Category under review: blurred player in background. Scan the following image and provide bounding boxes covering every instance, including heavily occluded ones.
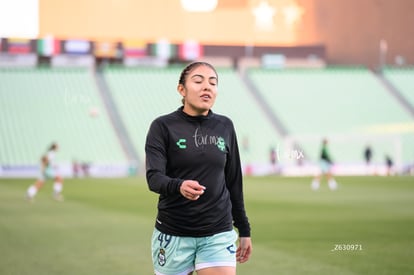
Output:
[26,143,64,202]
[311,138,338,191]
[385,154,394,176]
[270,146,278,174]
[364,145,374,175]
[145,62,252,275]
[364,145,373,166]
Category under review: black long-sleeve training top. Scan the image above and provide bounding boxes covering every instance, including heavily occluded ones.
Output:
[145,107,251,237]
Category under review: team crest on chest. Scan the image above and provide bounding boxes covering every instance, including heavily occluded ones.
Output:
[216,137,226,152]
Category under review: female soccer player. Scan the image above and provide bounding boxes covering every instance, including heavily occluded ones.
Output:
[145,62,252,275]
[26,142,64,201]
[311,138,338,191]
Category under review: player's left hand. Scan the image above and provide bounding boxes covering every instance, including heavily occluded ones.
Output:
[237,237,252,263]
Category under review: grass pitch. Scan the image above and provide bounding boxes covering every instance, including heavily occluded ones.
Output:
[0,176,413,275]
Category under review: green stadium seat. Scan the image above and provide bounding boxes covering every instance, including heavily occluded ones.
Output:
[103,66,283,167]
[248,67,414,165]
[0,67,127,166]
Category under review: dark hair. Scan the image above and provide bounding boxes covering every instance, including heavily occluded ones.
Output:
[178,61,218,86]
[49,142,58,151]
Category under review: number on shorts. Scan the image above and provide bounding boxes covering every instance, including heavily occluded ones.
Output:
[157,233,172,249]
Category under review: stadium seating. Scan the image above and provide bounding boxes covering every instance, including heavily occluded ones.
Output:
[210,68,283,165]
[1,65,413,174]
[102,66,182,165]
[0,67,126,166]
[247,67,414,165]
[383,67,414,107]
[103,66,282,166]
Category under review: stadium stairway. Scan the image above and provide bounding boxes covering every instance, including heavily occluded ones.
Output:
[382,67,414,115]
[240,71,289,137]
[375,71,414,118]
[94,66,139,165]
[240,70,308,164]
[212,68,285,172]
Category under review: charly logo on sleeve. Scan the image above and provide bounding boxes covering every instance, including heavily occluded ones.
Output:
[176,139,187,149]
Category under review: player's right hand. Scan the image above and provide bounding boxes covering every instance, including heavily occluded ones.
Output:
[180,180,206,200]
